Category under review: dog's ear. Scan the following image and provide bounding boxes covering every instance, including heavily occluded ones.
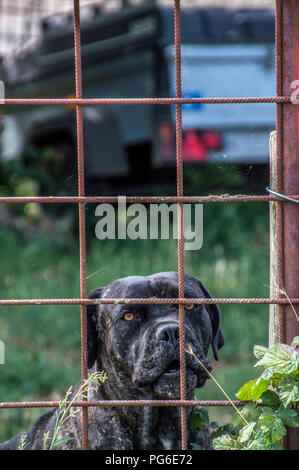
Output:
[87,287,104,369]
[195,278,224,361]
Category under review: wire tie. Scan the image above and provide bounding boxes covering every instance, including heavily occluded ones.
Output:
[266,187,299,203]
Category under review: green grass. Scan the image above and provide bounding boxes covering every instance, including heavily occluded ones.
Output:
[0,201,270,441]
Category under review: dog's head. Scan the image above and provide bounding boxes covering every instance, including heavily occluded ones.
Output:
[87,271,224,399]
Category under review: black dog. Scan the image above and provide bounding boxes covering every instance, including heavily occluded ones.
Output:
[0,272,224,450]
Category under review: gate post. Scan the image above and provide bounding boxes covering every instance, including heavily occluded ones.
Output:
[276,0,299,450]
[269,131,279,347]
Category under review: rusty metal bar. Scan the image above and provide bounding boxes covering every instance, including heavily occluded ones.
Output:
[0,195,298,204]
[0,97,292,106]
[1,195,299,204]
[73,0,88,451]
[278,0,299,450]
[0,400,265,409]
[275,0,285,348]
[279,0,299,347]
[174,0,187,451]
[0,297,298,306]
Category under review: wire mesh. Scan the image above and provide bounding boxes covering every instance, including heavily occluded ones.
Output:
[0,0,298,451]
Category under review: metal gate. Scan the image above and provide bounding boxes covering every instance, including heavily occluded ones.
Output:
[0,0,298,450]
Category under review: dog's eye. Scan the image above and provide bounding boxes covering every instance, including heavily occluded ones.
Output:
[185,303,195,311]
[123,313,134,321]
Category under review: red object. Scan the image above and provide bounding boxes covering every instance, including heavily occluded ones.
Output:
[182,130,207,161]
[202,131,222,150]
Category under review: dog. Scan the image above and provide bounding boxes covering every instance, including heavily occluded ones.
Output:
[0,271,224,450]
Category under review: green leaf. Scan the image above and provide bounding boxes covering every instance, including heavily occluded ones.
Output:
[245,431,283,451]
[236,379,258,401]
[233,403,261,428]
[253,345,269,360]
[254,343,299,375]
[244,430,268,450]
[253,377,270,401]
[270,373,284,389]
[53,436,74,447]
[260,390,280,409]
[265,441,283,450]
[236,377,269,402]
[239,422,256,443]
[278,375,299,408]
[277,406,299,427]
[213,434,243,451]
[191,407,210,430]
[244,439,266,450]
[293,337,299,345]
[258,409,286,444]
[211,423,237,439]
[261,368,275,381]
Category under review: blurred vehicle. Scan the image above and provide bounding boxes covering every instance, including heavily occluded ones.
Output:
[0,0,275,194]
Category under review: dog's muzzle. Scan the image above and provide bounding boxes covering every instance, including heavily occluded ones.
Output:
[132,323,212,399]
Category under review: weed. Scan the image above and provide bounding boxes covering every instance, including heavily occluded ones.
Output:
[18,371,107,450]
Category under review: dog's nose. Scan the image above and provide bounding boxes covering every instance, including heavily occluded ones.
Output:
[158,324,180,347]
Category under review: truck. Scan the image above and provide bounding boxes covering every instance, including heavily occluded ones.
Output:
[0,0,275,195]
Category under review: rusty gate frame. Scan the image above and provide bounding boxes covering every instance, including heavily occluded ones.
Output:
[0,0,298,451]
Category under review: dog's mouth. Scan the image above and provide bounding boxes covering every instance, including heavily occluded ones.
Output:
[153,363,197,399]
[132,341,212,399]
[151,354,211,399]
